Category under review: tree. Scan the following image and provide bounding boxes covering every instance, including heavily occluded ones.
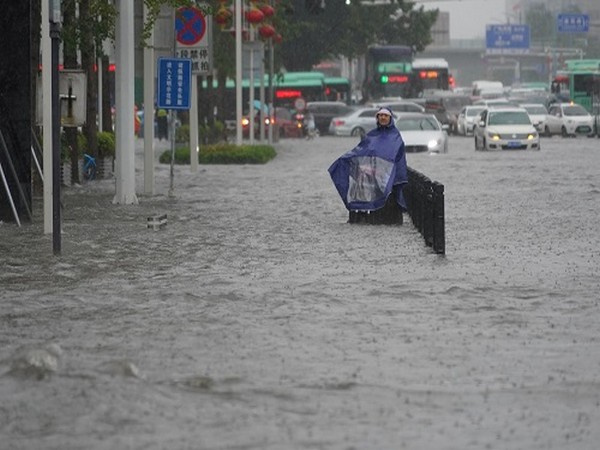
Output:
[279,0,438,70]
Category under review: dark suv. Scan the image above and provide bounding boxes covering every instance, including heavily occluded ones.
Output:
[306,101,355,135]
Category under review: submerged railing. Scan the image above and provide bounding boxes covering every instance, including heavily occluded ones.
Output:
[346,167,445,255]
[404,167,445,255]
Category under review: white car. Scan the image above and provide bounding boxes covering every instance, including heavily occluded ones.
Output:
[395,113,448,153]
[473,107,540,151]
[544,103,594,137]
[328,107,379,137]
[520,103,548,134]
[456,105,485,136]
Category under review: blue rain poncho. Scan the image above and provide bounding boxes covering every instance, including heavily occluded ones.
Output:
[328,118,407,212]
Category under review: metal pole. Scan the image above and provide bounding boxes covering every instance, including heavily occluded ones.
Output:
[268,36,274,144]
[0,162,21,227]
[42,0,53,234]
[143,3,156,194]
[50,0,62,255]
[168,7,176,197]
[235,0,243,145]
[169,110,176,197]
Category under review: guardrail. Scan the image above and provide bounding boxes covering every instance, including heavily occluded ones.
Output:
[404,167,445,255]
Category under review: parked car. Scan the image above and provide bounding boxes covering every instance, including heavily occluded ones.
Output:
[242,106,303,139]
[473,107,540,151]
[306,101,355,135]
[422,92,472,135]
[328,107,380,137]
[544,102,595,137]
[520,103,548,133]
[273,107,304,138]
[395,112,448,153]
[456,105,485,136]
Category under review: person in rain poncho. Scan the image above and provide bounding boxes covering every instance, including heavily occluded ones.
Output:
[328,107,408,213]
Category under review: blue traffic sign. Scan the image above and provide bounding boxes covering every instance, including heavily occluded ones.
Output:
[486,24,530,54]
[557,14,589,33]
[157,58,192,110]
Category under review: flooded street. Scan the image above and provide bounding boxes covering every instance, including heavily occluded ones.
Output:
[1,134,600,449]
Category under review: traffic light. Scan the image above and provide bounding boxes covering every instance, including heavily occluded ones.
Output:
[305,0,325,14]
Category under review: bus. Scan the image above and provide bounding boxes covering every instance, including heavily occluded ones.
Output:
[201,72,328,119]
[273,71,327,108]
[551,59,600,113]
[411,58,450,95]
[363,45,414,101]
[324,76,351,104]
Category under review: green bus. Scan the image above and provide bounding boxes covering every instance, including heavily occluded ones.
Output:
[324,76,351,104]
[273,71,327,108]
[551,59,600,113]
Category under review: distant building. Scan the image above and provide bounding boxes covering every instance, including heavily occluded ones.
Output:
[429,11,450,48]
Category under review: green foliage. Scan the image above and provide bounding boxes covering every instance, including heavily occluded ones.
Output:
[159,144,276,164]
[97,131,116,158]
[176,124,191,143]
[175,121,228,145]
[60,130,115,161]
[278,0,438,70]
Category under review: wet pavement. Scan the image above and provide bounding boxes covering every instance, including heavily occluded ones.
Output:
[1,134,600,449]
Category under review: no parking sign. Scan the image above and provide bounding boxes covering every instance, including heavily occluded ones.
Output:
[175,6,212,75]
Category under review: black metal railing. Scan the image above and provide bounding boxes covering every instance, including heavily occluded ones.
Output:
[404,167,445,255]
[346,168,445,254]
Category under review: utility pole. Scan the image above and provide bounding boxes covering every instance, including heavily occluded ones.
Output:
[49,0,62,255]
[113,0,138,205]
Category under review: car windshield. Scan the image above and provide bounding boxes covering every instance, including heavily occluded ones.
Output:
[466,108,485,117]
[523,105,547,114]
[275,108,291,120]
[397,117,439,131]
[563,105,589,116]
[488,111,531,125]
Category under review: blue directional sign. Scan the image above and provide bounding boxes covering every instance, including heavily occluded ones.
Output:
[486,24,530,54]
[157,58,192,110]
[557,14,589,33]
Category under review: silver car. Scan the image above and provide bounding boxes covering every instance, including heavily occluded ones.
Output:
[395,113,448,153]
[456,105,485,136]
[328,107,380,137]
[473,107,540,151]
[520,103,548,133]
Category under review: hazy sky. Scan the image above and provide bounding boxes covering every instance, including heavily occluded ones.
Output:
[415,0,508,40]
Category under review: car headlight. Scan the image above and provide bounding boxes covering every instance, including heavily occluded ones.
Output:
[527,133,538,140]
[427,139,441,150]
[488,132,500,140]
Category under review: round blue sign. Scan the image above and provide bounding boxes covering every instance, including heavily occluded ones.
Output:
[175,7,206,46]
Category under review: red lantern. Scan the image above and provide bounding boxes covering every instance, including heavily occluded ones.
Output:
[245,7,264,24]
[273,33,282,44]
[259,4,275,17]
[215,7,232,26]
[258,24,276,38]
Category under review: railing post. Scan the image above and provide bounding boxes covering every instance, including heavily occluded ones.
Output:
[432,182,445,254]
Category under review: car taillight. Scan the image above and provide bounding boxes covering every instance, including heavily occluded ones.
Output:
[333,120,344,126]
